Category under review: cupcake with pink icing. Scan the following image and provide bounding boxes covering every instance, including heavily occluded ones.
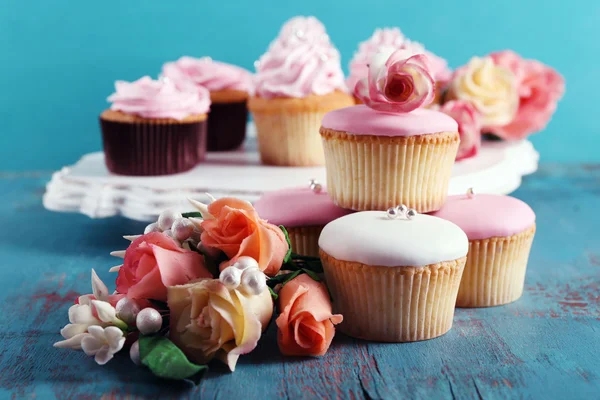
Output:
[100,76,210,176]
[254,182,353,257]
[162,57,254,151]
[248,16,354,166]
[347,28,452,105]
[430,190,536,307]
[320,49,459,213]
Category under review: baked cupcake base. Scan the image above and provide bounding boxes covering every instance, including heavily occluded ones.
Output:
[320,127,459,212]
[456,224,536,307]
[321,250,466,342]
[286,226,323,257]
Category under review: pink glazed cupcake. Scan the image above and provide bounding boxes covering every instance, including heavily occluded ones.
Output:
[162,57,254,151]
[254,183,352,257]
[100,76,210,176]
[430,191,536,307]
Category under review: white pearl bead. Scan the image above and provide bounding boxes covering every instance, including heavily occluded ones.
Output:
[219,266,242,289]
[467,187,476,199]
[386,207,398,219]
[130,340,141,365]
[406,209,417,219]
[136,308,163,335]
[115,298,141,326]
[397,204,408,215]
[240,268,267,296]
[171,218,195,241]
[157,209,182,231]
[144,222,161,234]
[233,256,259,271]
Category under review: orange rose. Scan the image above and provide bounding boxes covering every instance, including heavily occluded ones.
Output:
[199,197,289,277]
[276,274,342,356]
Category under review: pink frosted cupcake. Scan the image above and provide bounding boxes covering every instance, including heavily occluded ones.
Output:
[430,191,536,307]
[347,28,451,104]
[162,57,254,151]
[100,76,210,176]
[254,182,353,257]
[248,16,354,166]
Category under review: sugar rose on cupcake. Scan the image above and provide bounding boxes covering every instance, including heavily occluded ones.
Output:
[435,100,482,161]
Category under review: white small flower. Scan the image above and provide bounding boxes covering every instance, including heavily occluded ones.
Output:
[81,325,125,365]
[91,300,117,323]
[91,269,109,300]
[54,333,88,350]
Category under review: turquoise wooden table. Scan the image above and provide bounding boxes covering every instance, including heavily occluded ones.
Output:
[0,164,599,399]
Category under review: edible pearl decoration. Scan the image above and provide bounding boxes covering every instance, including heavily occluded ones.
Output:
[219,266,242,289]
[397,204,408,215]
[467,187,476,199]
[115,297,141,326]
[406,209,417,219]
[232,256,260,271]
[136,308,163,335]
[386,204,417,220]
[130,340,141,366]
[309,178,323,194]
[240,268,267,296]
[144,222,161,234]
[171,218,195,241]
[157,209,183,231]
[386,207,398,219]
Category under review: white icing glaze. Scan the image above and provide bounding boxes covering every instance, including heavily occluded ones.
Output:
[318,211,468,266]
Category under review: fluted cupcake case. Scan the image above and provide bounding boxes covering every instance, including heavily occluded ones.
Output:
[319,211,469,342]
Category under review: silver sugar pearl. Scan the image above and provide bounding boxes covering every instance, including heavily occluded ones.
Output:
[115,297,141,326]
[386,207,399,219]
[136,308,163,335]
[144,222,161,234]
[396,204,408,215]
[130,340,141,365]
[157,209,182,231]
[406,209,417,219]
[466,187,476,199]
[310,183,323,194]
[171,218,195,241]
[295,29,305,38]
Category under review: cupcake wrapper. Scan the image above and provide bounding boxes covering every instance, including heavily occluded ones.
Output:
[320,250,466,342]
[100,118,206,176]
[320,128,459,212]
[253,111,328,166]
[207,101,248,151]
[286,226,323,257]
[457,225,536,307]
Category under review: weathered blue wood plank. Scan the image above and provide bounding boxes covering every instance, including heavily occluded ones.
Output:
[0,165,599,399]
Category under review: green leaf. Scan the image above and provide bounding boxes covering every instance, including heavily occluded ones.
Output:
[281,270,301,287]
[182,211,203,218]
[301,268,321,282]
[268,286,278,301]
[138,335,207,381]
[279,226,293,264]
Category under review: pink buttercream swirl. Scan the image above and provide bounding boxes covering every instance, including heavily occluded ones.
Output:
[347,28,451,93]
[162,56,254,94]
[354,49,435,113]
[254,16,347,99]
[108,76,210,120]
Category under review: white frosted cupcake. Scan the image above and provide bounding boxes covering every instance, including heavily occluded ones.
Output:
[319,207,468,342]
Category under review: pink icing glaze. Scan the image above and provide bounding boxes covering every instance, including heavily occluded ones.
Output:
[108,76,210,120]
[254,16,347,99]
[254,187,352,227]
[321,105,458,136]
[162,56,254,94]
[429,194,535,240]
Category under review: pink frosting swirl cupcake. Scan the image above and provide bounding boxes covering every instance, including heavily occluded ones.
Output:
[100,76,210,175]
[249,16,354,166]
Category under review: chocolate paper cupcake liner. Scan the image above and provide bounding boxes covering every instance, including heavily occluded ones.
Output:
[207,101,248,151]
[100,118,207,176]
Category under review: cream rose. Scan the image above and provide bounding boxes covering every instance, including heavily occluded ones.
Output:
[447,56,518,127]
[168,279,273,371]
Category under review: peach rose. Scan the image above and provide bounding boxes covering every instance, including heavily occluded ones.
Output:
[168,279,273,371]
[116,232,212,301]
[487,50,565,140]
[276,274,342,356]
[200,197,289,277]
[439,100,482,161]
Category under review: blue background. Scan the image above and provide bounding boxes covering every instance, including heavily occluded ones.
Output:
[1,0,598,171]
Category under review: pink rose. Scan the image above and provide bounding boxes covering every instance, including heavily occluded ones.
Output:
[488,50,565,140]
[439,100,482,161]
[116,232,212,301]
[354,49,435,113]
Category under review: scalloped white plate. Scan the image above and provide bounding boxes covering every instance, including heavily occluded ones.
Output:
[43,125,538,221]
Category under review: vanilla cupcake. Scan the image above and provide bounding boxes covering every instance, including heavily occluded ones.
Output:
[100,76,210,176]
[430,191,536,307]
[321,49,459,212]
[162,57,254,151]
[319,208,468,342]
[249,16,354,166]
[254,183,352,257]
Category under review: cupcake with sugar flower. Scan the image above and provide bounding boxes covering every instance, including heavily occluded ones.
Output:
[100,76,210,176]
[162,57,254,151]
[347,28,451,104]
[320,49,459,213]
[249,16,354,166]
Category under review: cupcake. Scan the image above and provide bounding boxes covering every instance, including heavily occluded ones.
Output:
[100,76,210,176]
[162,57,254,151]
[430,190,536,307]
[321,49,459,213]
[319,207,468,342]
[249,16,354,166]
[254,182,352,257]
[347,28,452,104]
